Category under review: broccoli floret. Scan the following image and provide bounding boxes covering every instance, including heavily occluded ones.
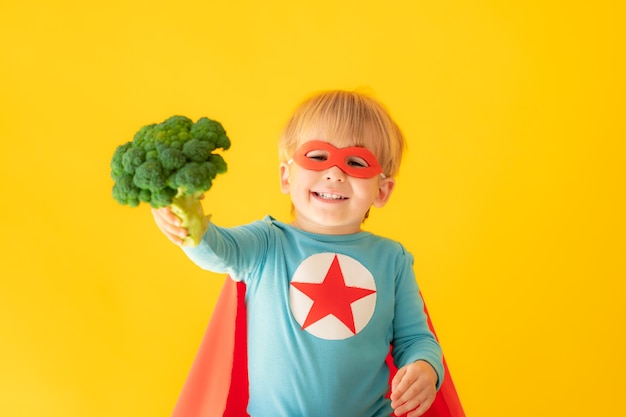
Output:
[133,159,168,191]
[111,173,141,207]
[110,142,131,179]
[159,147,186,171]
[190,117,231,150]
[208,153,227,174]
[110,115,230,246]
[182,138,217,162]
[122,147,146,173]
[168,161,216,194]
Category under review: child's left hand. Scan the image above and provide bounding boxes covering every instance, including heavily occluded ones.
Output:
[390,360,438,416]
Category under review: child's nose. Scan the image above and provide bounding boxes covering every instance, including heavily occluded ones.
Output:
[324,165,346,182]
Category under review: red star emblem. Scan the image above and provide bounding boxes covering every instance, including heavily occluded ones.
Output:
[290,254,376,334]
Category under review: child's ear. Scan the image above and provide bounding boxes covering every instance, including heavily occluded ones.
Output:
[372,177,395,208]
[279,162,291,194]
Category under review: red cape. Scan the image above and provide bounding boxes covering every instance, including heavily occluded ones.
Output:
[172,279,465,417]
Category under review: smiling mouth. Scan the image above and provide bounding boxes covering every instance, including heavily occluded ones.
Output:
[314,192,347,200]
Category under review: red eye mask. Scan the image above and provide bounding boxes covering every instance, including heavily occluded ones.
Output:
[290,140,385,179]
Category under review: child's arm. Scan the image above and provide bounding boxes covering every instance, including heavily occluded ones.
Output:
[151,206,189,246]
[390,360,438,416]
[152,206,270,278]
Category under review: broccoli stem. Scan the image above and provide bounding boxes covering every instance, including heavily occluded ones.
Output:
[169,191,210,247]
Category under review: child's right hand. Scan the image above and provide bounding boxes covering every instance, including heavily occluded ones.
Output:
[151,206,188,246]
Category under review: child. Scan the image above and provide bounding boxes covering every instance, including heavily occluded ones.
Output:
[152,90,444,417]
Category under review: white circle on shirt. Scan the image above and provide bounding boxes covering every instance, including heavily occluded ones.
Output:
[289,252,377,340]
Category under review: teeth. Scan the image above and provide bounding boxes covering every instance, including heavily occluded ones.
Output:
[316,192,345,200]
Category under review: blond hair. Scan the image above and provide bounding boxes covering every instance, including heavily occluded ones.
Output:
[279,90,406,178]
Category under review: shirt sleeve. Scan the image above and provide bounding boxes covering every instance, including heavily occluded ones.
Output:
[391,248,445,390]
[181,220,271,281]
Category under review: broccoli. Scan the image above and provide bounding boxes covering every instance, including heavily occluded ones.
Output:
[110,115,230,246]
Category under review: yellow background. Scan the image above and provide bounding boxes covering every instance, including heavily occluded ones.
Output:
[1,1,624,416]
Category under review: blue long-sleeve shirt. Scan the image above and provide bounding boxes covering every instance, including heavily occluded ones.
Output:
[183,216,443,417]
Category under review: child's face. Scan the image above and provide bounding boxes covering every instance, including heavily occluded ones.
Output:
[279,139,395,235]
